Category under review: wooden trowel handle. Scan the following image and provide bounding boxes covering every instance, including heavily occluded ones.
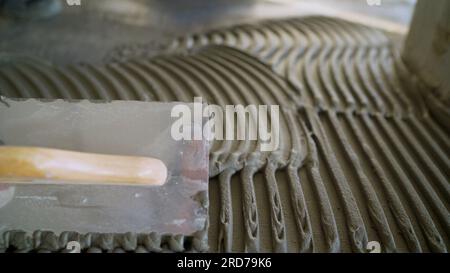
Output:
[0,146,167,185]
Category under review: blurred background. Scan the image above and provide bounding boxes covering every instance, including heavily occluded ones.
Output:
[0,0,416,64]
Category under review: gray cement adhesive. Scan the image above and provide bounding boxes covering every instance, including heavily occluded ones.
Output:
[0,16,448,253]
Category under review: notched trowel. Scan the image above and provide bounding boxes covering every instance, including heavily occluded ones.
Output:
[0,98,208,244]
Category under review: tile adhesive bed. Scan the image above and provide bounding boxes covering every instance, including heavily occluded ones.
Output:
[0,0,448,252]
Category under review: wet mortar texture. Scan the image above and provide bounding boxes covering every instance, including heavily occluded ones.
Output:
[0,1,448,253]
